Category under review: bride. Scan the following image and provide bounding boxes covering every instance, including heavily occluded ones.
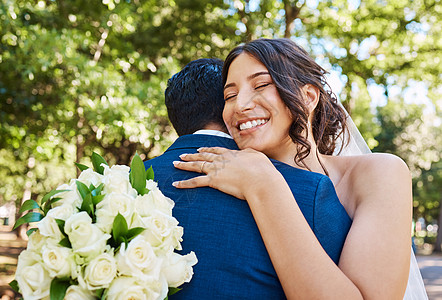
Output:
[173,38,427,299]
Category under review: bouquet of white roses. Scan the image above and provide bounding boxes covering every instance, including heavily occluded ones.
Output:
[10,152,197,300]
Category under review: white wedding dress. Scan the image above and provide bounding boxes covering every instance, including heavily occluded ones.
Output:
[335,108,428,299]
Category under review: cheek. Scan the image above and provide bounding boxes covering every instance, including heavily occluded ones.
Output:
[284,107,294,125]
[222,104,233,128]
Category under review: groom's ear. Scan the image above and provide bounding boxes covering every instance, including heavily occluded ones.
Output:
[301,84,320,115]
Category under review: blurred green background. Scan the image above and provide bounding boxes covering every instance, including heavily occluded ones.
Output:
[0,0,441,252]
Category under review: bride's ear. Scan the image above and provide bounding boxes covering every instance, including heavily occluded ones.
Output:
[301,84,320,115]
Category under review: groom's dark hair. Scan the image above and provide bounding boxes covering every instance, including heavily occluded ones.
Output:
[165,58,227,136]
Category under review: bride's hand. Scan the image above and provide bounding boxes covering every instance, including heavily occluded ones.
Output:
[172,147,277,200]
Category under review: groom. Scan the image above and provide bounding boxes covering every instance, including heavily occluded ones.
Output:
[144,58,351,299]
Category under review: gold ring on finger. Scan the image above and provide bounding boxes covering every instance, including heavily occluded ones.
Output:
[200,161,207,173]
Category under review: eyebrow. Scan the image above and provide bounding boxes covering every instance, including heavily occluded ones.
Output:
[224,71,270,90]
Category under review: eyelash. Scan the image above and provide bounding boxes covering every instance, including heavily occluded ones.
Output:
[224,94,236,102]
[255,83,271,90]
[224,83,271,101]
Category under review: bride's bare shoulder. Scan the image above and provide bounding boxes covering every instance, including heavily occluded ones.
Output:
[335,153,411,206]
[350,153,409,177]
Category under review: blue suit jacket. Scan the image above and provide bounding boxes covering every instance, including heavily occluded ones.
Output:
[145,134,351,299]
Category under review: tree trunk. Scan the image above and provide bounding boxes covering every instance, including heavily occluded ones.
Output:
[283,0,303,38]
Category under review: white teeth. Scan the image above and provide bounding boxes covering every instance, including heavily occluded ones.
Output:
[239,119,268,131]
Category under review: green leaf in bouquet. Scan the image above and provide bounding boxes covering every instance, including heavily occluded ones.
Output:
[92,152,108,175]
[92,194,105,206]
[130,152,147,195]
[168,287,181,296]
[42,197,64,215]
[91,183,104,197]
[112,213,128,245]
[13,212,43,230]
[76,180,90,200]
[26,228,38,237]
[59,237,72,248]
[75,162,90,171]
[80,193,94,218]
[49,197,63,205]
[49,277,71,300]
[119,236,128,247]
[146,165,155,181]
[95,288,104,299]
[19,199,41,214]
[127,227,145,242]
[41,189,69,206]
[100,288,109,300]
[9,279,19,292]
[55,219,66,236]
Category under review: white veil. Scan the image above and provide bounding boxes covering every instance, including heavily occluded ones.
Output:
[335,106,428,300]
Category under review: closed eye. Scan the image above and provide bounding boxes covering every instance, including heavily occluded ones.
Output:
[255,83,271,90]
[224,93,237,101]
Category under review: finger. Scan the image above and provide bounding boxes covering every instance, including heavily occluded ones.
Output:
[172,176,211,189]
[179,152,217,162]
[173,161,213,173]
[197,147,231,154]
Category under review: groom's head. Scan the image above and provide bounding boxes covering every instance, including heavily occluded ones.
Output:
[165,58,227,136]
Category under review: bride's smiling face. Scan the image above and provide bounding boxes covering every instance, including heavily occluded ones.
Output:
[222,53,294,158]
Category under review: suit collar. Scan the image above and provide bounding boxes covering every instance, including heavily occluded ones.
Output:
[166,134,239,152]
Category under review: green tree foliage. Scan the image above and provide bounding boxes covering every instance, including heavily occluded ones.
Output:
[1,0,441,241]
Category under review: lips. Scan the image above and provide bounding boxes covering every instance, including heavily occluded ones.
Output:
[237,118,269,131]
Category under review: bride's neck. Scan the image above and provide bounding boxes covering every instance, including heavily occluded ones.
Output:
[269,137,327,175]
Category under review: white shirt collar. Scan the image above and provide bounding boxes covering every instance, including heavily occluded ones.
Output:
[193,129,233,139]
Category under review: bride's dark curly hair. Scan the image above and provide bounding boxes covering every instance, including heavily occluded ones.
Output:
[222,38,348,170]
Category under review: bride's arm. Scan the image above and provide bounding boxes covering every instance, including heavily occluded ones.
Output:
[336,153,412,298]
[173,148,411,299]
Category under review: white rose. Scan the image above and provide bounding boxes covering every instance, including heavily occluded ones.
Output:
[70,262,82,280]
[172,226,184,251]
[95,192,134,233]
[64,285,95,300]
[77,168,104,188]
[134,189,174,217]
[27,230,47,251]
[129,212,144,229]
[102,164,137,196]
[145,179,158,191]
[37,215,63,241]
[79,252,117,290]
[41,241,74,277]
[53,183,82,209]
[46,204,75,221]
[106,276,168,300]
[115,235,162,282]
[141,210,182,253]
[15,250,51,300]
[161,252,198,288]
[64,212,111,259]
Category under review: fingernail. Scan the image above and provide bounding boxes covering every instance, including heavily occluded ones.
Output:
[172,181,179,187]
[197,147,203,151]
[173,161,180,166]
[179,154,187,158]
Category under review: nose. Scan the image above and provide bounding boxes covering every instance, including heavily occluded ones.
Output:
[236,89,256,113]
